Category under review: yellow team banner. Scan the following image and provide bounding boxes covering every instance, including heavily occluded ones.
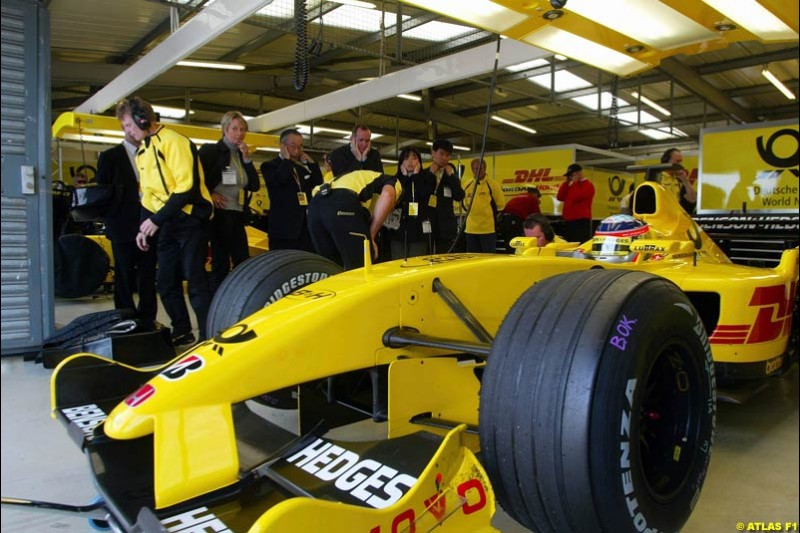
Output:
[699,121,799,213]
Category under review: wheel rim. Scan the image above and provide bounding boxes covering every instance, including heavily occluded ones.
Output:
[638,341,703,501]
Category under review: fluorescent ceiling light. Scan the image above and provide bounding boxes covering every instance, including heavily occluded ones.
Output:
[425,141,470,151]
[177,60,245,71]
[256,147,281,152]
[295,124,383,140]
[61,133,122,145]
[639,127,688,140]
[491,115,537,135]
[701,0,798,41]
[153,105,195,119]
[506,58,549,72]
[631,91,671,116]
[381,158,397,165]
[523,26,650,77]
[567,0,716,50]
[328,0,376,9]
[397,93,422,102]
[616,110,659,125]
[400,0,527,33]
[761,68,796,100]
[529,70,592,92]
[295,124,351,136]
[554,54,568,61]
[571,93,630,111]
[403,21,475,41]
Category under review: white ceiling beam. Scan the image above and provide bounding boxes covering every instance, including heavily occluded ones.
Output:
[249,39,550,133]
[75,0,270,115]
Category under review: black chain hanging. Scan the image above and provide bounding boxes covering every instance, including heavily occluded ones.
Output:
[607,75,619,148]
[293,0,309,92]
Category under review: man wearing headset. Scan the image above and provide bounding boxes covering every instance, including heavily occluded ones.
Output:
[119,97,213,344]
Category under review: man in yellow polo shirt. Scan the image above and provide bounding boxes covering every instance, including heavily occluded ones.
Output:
[122,97,213,343]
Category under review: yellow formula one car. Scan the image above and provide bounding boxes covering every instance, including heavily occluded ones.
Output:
[6,179,797,532]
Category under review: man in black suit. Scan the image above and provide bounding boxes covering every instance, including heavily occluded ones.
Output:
[328,124,384,176]
[260,129,323,251]
[426,140,465,253]
[95,127,158,326]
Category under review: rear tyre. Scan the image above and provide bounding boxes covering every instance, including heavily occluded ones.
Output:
[207,250,342,408]
[479,269,715,532]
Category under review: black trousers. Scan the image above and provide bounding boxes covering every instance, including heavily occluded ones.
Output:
[563,218,593,244]
[157,213,211,340]
[268,220,315,253]
[110,238,157,324]
[209,209,249,295]
[307,190,371,270]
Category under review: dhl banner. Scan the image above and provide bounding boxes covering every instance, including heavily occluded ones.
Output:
[458,150,633,219]
[699,120,798,213]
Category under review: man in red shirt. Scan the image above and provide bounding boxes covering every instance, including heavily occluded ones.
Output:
[556,164,595,243]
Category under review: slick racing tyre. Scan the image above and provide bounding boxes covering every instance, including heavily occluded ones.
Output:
[479,269,715,533]
[207,250,342,408]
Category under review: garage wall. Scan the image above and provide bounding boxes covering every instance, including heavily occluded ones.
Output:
[1,0,54,355]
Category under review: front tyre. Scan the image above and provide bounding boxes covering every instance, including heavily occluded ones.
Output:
[479,269,715,532]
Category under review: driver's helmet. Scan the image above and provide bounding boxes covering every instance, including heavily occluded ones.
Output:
[591,214,650,263]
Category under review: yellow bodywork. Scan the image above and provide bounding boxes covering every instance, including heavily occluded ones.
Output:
[52,181,797,527]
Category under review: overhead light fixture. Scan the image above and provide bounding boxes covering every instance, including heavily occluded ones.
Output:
[295,124,351,136]
[327,0,376,8]
[701,0,798,41]
[256,147,281,152]
[425,141,470,151]
[566,0,717,50]
[761,68,796,100]
[631,91,671,116]
[397,93,422,102]
[639,127,688,140]
[491,115,537,135]
[381,158,398,165]
[523,26,649,76]
[177,60,245,71]
[399,0,527,34]
[152,105,195,119]
[61,133,123,145]
[506,58,549,72]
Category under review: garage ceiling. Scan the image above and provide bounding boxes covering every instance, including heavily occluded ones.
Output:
[48,0,799,163]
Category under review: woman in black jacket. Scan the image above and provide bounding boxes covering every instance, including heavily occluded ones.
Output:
[198,111,260,294]
[388,147,434,260]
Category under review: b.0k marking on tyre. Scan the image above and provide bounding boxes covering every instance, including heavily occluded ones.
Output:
[609,315,638,351]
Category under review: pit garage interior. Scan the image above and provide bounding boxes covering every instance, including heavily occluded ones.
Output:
[0,0,798,531]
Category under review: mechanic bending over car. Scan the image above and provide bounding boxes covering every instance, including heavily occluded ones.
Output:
[125,96,214,344]
[307,159,401,270]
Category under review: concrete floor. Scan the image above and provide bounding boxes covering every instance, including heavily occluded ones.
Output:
[1,293,798,532]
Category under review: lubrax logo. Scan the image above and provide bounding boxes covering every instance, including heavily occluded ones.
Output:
[286,438,418,509]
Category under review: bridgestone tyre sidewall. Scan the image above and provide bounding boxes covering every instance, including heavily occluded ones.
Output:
[206,250,343,338]
[206,250,343,408]
[479,269,715,533]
